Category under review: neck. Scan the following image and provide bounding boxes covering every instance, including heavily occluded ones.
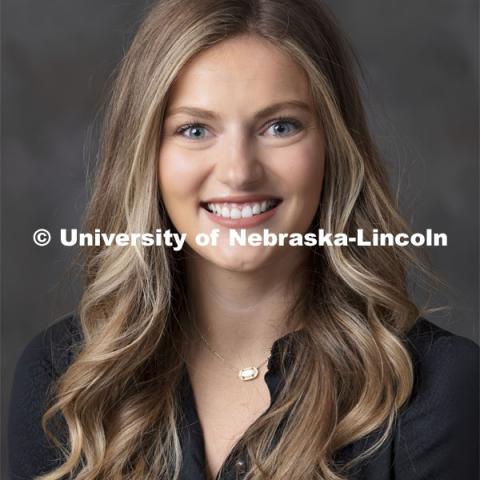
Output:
[184,248,310,365]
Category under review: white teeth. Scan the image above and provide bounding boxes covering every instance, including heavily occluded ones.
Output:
[241,205,253,218]
[230,208,241,219]
[205,200,279,218]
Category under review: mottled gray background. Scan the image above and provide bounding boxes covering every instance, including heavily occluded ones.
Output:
[1,0,478,476]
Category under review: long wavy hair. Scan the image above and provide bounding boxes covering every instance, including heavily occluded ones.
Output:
[39,1,435,479]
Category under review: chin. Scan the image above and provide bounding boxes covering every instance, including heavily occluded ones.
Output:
[203,245,276,273]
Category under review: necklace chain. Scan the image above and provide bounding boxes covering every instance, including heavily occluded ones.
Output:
[197,329,270,381]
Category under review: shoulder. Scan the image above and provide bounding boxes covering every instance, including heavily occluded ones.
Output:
[405,317,478,363]
[345,319,479,480]
[14,310,84,380]
[403,318,479,412]
[393,318,479,479]
[8,311,84,479]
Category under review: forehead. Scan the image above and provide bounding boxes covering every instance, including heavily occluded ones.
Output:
[166,34,312,112]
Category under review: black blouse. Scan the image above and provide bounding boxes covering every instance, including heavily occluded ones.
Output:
[8,312,479,479]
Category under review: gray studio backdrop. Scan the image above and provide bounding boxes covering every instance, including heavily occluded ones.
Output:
[2,0,478,476]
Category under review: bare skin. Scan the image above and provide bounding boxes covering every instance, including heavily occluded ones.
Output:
[184,247,308,477]
[158,33,326,478]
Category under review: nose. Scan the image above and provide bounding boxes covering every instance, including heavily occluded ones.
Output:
[215,130,263,190]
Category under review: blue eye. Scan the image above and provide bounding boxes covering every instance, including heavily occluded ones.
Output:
[176,123,210,140]
[175,116,303,141]
[265,117,302,137]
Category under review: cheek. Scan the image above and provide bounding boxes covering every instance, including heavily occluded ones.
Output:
[273,141,325,194]
[158,145,208,203]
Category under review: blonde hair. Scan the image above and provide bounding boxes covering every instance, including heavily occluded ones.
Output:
[39,1,436,478]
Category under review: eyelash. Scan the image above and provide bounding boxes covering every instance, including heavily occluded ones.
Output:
[175,116,303,140]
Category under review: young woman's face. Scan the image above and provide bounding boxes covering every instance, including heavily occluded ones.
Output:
[158,34,325,272]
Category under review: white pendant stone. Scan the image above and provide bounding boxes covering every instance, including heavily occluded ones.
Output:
[239,366,259,381]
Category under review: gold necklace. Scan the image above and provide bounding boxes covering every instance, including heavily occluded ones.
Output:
[197,330,270,381]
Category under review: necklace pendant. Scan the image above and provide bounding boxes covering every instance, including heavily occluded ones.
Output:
[238,366,259,381]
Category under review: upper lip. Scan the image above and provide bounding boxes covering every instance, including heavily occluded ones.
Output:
[201,194,282,204]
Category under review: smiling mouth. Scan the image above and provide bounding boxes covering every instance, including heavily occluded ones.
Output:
[200,199,282,219]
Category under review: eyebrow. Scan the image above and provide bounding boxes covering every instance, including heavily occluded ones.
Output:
[165,100,313,121]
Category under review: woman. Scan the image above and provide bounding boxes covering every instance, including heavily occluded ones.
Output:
[8,1,479,479]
